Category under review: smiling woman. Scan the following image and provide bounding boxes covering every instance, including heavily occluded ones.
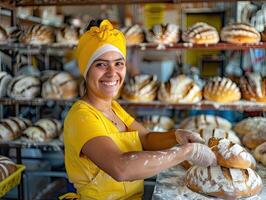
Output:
[61,19,217,200]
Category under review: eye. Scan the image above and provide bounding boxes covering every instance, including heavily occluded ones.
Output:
[95,62,107,68]
[115,61,125,68]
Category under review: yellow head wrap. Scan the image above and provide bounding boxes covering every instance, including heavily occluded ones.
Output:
[76,19,126,78]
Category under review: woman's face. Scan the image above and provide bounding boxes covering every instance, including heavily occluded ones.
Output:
[86,51,126,100]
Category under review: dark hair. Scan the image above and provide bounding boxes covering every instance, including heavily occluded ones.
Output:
[85,19,103,31]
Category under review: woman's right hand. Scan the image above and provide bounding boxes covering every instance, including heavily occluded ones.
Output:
[185,143,217,167]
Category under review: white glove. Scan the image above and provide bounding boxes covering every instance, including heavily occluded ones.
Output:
[175,129,205,145]
[187,143,217,167]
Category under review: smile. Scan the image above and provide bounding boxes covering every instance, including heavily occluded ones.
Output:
[101,80,119,86]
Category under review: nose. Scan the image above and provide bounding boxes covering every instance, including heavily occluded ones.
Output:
[106,64,116,76]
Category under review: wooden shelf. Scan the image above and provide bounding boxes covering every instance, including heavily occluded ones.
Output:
[1,98,266,111]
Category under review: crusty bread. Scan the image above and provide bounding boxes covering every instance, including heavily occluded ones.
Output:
[203,77,241,102]
[185,165,262,199]
[121,74,159,102]
[221,23,261,44]
[20,24,55,45]
[57,26,79,45]
[147,24,179,45]
[240,73,266,102]
[0,156,17,182]
[179,114,232,130]
[182,22,219,44]
[254,142,266,166]
[0,72,12,98]
[234,117,266,138]
[0,25,8,42]
[42,71,78,99]
[7,26,23,43]
[158,75,202,103]
[121,24,144,46]
[140,115,174,132]
[208,138,255,169]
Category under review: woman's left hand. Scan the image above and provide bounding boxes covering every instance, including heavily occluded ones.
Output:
[175,129,205,145]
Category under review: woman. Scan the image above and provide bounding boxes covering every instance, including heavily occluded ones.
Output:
[62,19,216,200]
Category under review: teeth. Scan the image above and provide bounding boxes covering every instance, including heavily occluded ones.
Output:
[101,81,118,86]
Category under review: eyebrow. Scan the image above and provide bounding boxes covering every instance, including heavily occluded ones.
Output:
[93,58,125,63]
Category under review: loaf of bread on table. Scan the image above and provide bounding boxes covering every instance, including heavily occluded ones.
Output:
[208,137,255,169]
[140,115,174,132]
[182,22,219,44]
[221,23,261,44]
[158,75,202,103]
[185,165,262,199]
[254,142,266,166]
[121,74,159,102]
[240,73,266,102]
[0,155,17,182]
[121,24,144,45]
[146,23,179,45]
[56,26,79,45]
[203,77,241,102]
[179,114,232,130]
[7,75,41,99]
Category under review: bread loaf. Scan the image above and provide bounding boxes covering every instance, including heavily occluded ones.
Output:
[0,25,8,42]
[158,75,202,103]
[185,165,262,199]
[208,138,255,169]
[7,75,41,99]
[42,71,78,99]
[146,24,179,45]
[7,26,23,43]
[121,75,159,102]
[182,22,219,44]
[57,26,79,45]
[23,118,61,142]
[121,24,144,45]
[221,23,261,44]
[234,117,266,138]
[240,73,266,102]
[179,114,232,130]
[0,72,12,98]
[254,142,266,166]
[140,115,174,132]
[0,156,17,182]
[203,77,241,102]
[20,24,55,45]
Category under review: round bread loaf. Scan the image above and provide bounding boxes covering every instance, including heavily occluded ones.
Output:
[121,74,159,102]
[140,115,174,132]
[0,72,12,98]
[42,71,78,99]
[0,25,8,42]
[234,117,266,138]
[57,26,79,45]
[0,156,17,182]
[208,137,255,169]
[146,24,179,45]
[203,77,241,102]
[185,165,262,199]
[20,24,55,45]
[7,26,23,43]
[221,23,261,44]
[254,142,266,166]
[121,24,144,46]
[179,114,232,130]
[158,75,202,103]
[240,73,266,102]
[7,75,41,99]
[182,22,219,44]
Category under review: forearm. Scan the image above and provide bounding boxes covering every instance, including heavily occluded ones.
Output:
[117,145,190,181]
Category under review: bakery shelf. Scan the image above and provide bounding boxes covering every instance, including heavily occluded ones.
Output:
[0,98,77,106]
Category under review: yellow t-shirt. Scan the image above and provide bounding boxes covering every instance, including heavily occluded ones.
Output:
[64,100,144,200]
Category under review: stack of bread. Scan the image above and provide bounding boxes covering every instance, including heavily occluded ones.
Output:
[0,25,8,43]
[19,24,55,45]
[121,74,159,102]
[23,118,62,142]
[140,115,174,132]
[185,137,262,199]
[203,77,241,102]
[240,73,266,102]
[0,117,31,141]
[0,155,17,182]
[56,26,79,45]
[41,71,79,99]
[121,24,145,45]
[158,75,202,103]
[182,22,219,44]
[221,23,261,44]
[146,24,179,45]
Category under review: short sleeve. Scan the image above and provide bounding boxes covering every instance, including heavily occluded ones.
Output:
[64,108,107,157]
[112,101,135,126]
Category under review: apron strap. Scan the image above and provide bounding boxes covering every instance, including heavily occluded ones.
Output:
[59,192,80,200]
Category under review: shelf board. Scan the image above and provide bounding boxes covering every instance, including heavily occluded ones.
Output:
[14,0,266,6]
[1,98,266,111]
